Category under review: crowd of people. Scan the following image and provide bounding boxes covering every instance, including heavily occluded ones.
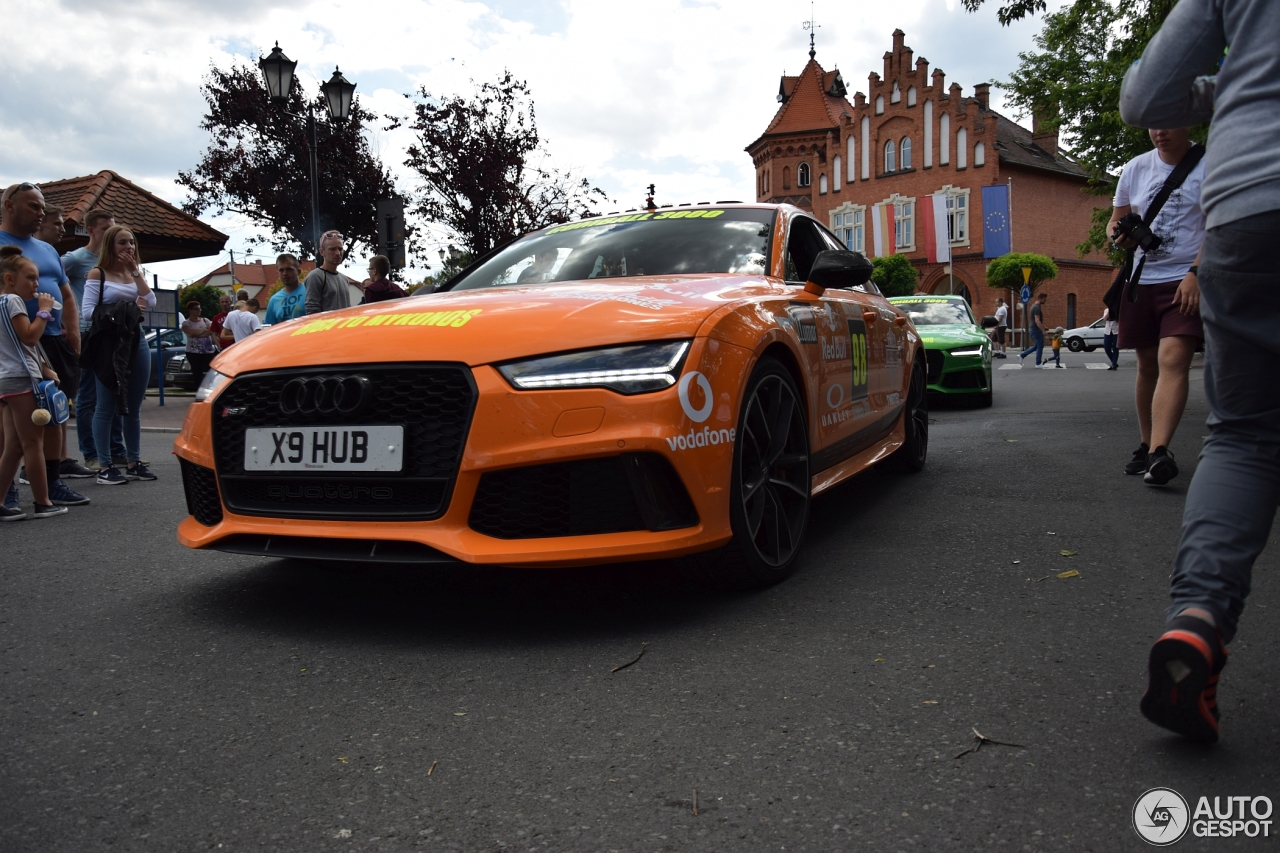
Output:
[1,188,408,521]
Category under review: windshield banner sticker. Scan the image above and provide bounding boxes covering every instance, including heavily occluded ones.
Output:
[545,210,727,235]
[290,309,482,336]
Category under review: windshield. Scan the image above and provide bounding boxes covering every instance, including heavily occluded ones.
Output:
[892,299,975,326]
[446,208,776,292]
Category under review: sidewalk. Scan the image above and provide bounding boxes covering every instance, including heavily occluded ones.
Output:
[68,393,194,435]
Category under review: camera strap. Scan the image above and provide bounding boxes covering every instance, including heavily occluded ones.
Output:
[1124,143,1206,301]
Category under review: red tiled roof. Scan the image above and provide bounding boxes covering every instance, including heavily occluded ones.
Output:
[195,259,358,287]
[39,170,227,262]
[763,58,854,135]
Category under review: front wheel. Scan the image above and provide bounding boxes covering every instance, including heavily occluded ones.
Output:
[687,358,811,590]
[886,357,929,472]
[1067,337,1085,352]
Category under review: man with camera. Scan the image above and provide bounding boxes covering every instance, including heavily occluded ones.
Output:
[1108,127,1206,487]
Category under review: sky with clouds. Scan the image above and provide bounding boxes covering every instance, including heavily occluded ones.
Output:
[2,0,1058,286]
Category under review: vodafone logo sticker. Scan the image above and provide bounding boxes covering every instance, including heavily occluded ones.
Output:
[678,371,714,423]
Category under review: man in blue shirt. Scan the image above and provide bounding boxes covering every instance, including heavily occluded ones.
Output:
[1,182,90,505]
[60,208,126,468]
[264,254,307,324]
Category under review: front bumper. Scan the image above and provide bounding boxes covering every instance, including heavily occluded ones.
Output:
[174,339,752,567]
[924,348,991,395]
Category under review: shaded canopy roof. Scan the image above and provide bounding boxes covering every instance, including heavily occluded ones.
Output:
[39,170,228,262]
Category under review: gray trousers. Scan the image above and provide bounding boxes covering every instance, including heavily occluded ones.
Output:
[1168,210,1280,643]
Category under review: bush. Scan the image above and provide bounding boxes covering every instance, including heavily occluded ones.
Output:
[871,254,918,297]
[985,252,1058,295]
[177,283,224,320]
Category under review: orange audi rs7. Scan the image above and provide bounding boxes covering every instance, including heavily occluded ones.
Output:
[175,204,928,587]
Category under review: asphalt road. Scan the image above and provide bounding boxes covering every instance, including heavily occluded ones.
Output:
[3,350,1277,852]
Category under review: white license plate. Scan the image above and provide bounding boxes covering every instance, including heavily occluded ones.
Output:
[243,426,404,472]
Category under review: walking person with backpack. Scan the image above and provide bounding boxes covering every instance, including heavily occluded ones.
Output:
[1107,127,1207,486]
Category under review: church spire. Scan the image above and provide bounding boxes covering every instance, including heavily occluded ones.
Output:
[803,4,820,60]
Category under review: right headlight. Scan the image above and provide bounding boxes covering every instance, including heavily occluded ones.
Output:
[498,341,690,395]
[194,369,230,402]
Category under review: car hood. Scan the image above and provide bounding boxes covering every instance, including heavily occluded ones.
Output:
[212,274,770,373]
[915,324,988,348]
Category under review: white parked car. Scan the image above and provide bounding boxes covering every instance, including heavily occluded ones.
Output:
[1063,316,1107,352]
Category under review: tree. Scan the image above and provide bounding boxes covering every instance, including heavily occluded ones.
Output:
[960,0,1047,25]
[871,255,918,297]
[177,283,224,320]
[399,71,609,258]
[992,1,1202,259]
[986,252,1058,294]
[178,60,397,260]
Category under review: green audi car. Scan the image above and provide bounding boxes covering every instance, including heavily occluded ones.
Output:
[888,295,993,407]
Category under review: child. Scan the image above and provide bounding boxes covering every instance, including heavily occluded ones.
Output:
[1049,327,1065,368]
[0,245,67,519]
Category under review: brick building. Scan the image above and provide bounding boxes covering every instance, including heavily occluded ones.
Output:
[745,31,1115,331]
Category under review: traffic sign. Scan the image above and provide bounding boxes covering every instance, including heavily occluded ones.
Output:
[1020,284,1031,304]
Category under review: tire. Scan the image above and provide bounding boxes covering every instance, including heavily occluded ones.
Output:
[887,357,929,472]
[974,389,993,408]
[1067,337,1085,352]
[1084,346,1098,352]
[684,358,811,590]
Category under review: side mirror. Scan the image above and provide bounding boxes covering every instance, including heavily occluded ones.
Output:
[981,315,999,329]
[804,249,874,295]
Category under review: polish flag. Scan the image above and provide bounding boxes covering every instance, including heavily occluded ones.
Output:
[919,193,951,265]
[871,203,896,257]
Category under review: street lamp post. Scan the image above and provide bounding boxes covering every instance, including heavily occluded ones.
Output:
[258,43,357,257]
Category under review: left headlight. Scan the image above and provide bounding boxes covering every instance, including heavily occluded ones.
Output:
[194,369,230,402]
[499,341,690,395]
[948,346,985,358]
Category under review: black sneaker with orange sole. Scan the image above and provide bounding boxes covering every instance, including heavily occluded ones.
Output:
[1140,615,1227,744]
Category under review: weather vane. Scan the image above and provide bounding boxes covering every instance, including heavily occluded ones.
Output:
[803,3,820,59]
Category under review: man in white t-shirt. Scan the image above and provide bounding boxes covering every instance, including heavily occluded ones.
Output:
[221,298,263,344]
[992,297,1009,357]
[1108,127,1206,487]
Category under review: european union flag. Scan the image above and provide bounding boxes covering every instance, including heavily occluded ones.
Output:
[982,184,1011,258]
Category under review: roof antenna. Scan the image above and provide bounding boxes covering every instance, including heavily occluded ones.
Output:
[803,3,820,59]
[645,183,657,212]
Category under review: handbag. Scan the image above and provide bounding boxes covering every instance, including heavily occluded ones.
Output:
[0,297,69,424]
[1103,144,1206,317]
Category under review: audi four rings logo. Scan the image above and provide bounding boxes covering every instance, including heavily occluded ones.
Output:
[678,371,714,424]
[279,375,372,415]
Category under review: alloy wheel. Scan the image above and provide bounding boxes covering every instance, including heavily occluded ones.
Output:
[736,370,810,567]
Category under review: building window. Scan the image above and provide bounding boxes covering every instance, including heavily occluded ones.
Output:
[891,81,901,104]
[940,113,950,165]
[847,137,856,183]
[884,139,896,173]
[1067,293,1077,328]
[944,187,970,244]
[832,156,841,191]
[896,198,916,251]
[819,174,828,195]
[797,163,811,187]
[875,95,884,115]
[923,100,933,168]
[957,127,968,168]
[861,116,870,179]
[974,142,985,167]
[900,136,912,170]
[831,205,866,253]
[907,86,917,107]
[783,166,791,189]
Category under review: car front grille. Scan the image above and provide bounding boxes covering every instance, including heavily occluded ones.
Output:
[210,364,476,521]
[469,453,699,539]
[925,350,945,384]
[180,458,223,527]
[941,368,988,390]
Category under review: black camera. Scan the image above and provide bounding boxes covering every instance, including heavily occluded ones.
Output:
[1113,212,1162,252]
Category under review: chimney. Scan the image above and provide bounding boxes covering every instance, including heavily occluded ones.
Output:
[854,92,866,109]
[883,51,893,80]
[932,68,946,95]
[916,56,929,80]
[892,29,905,55]
[973,83,990,110]
[1032,103,1060,157]
[949,82,963,113]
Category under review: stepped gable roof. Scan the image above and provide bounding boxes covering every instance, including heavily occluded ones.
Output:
[39,170,227,262]
[994,115,1090,180]
[763,57,853,136]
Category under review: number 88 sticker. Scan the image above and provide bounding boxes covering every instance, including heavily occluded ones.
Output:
[847,318,869,402]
